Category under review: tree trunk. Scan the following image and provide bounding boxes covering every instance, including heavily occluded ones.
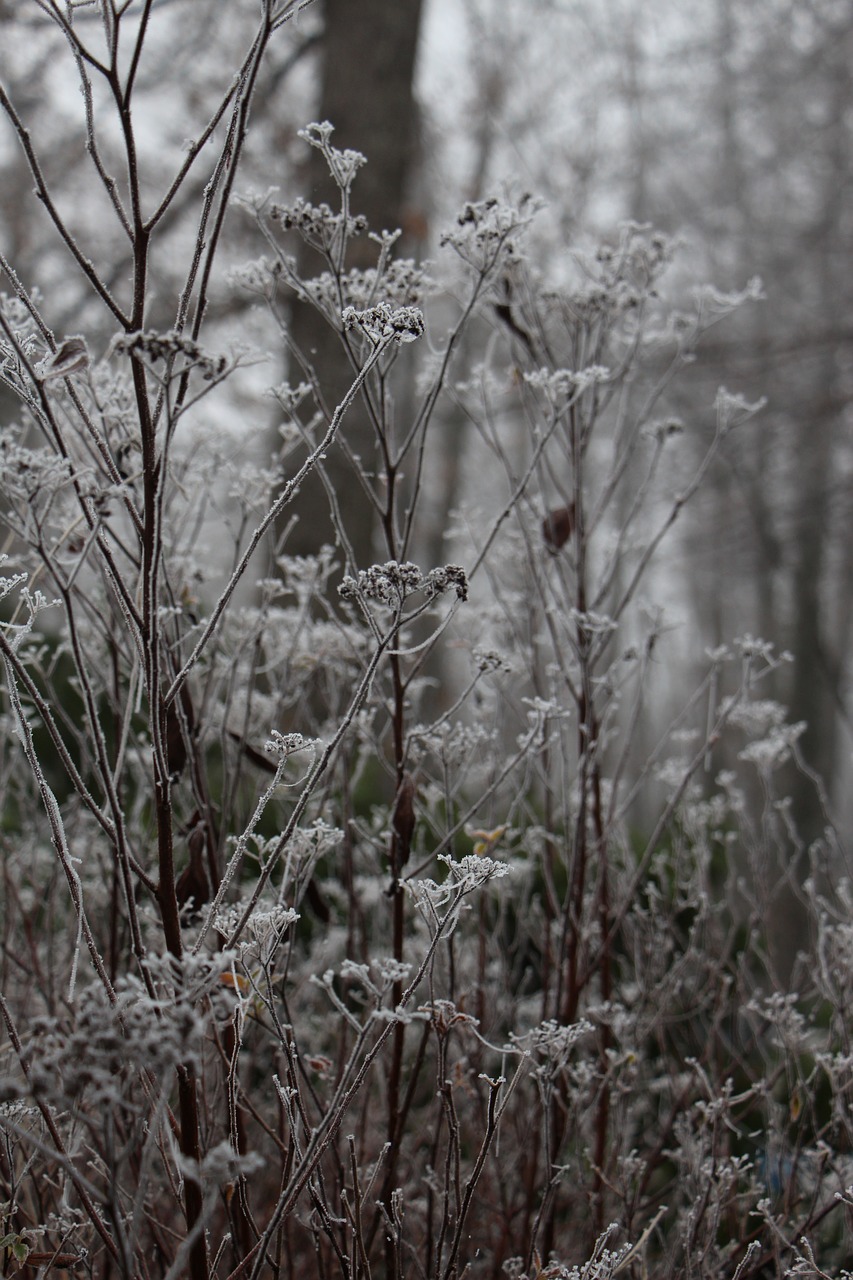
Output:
[283,0,425,571]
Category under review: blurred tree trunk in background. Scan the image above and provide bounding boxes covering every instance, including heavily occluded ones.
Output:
[283,0,425,571]
[681,0,853,977]
[735,3,852,839]
[785,14,851,819]
[774,15,853,976]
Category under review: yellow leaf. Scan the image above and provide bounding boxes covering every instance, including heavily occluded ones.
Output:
[220,971,250,993]
[469,825,507,856]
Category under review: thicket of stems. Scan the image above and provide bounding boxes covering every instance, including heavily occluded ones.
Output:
[0,6,850,1280]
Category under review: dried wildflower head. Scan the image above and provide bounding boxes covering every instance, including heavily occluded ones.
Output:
[269,195,368,250]
[339,560,468,609]
[342,302,425,346]
[441,193,540,275]
[298,121,367,192]
[112,329,229,381]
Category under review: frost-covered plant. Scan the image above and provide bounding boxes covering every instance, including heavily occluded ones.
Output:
[0,6,850,1280]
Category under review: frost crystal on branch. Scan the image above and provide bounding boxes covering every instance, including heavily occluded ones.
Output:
[339,561,468,608]
[405,853,510,923]
[472,646,511,672]
[517,1018,595,1070]
[269,195,368,247]
[264,730,313,758]
[341,301,425,345]
[440,193,540,273]
[297,121,367,190]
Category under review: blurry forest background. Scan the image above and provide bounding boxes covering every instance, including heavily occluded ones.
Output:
[2,0,850,846]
